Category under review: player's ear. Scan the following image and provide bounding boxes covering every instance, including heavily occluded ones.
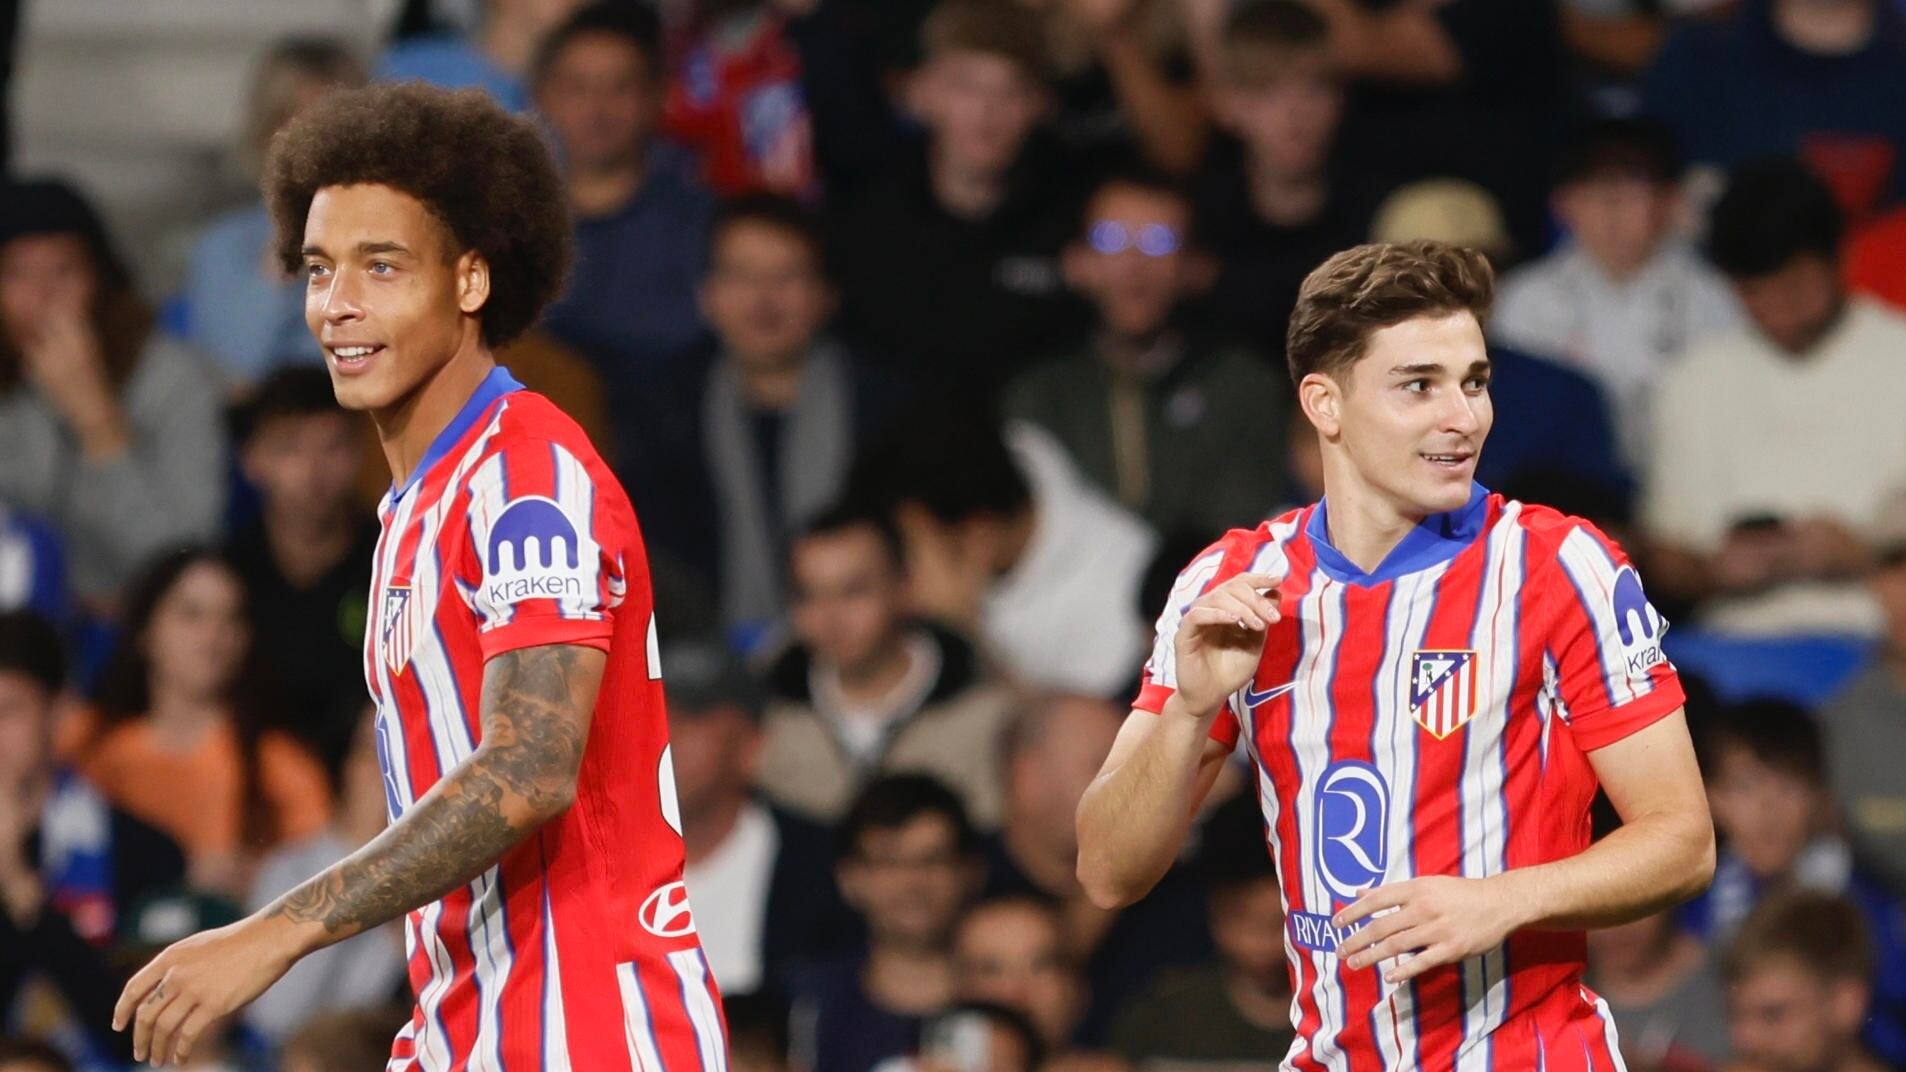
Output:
[1299,371,1342,439]
[456,251,491,317]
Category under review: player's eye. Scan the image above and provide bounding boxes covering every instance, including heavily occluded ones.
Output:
[304,262,329,281]
[370,260,395,275]
[1464,375,1491,392]
[1402,379,1430,394]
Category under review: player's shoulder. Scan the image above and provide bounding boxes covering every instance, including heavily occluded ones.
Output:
[1498,495,1633,569]
[1177,508,1309,580]
[486,390,611,469]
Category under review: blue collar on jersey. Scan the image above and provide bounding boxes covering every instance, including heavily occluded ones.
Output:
[1306,482,1490,587]
[390,364,524,502]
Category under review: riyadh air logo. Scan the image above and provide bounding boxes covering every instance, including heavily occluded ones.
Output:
[381,585,413,673]
[1612,566,1669,678]
[640,881,696,938]
[1410,649,1478,739]
[1315,761,1389,902]
[484,496,593,610]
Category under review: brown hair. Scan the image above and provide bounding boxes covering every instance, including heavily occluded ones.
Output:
[920,0,1049,82]
[263,82,572,349]
[1221,0,1333,87]
[1721,889,1874,985]
[1285,240,1494,388]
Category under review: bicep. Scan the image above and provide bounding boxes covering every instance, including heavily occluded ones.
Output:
[477,644,606,803]
[1586,708,1707,824]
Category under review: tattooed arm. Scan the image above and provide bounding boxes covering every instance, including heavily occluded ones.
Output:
[112,643,607,1066]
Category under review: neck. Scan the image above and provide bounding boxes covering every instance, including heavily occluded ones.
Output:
[263,505,357,588]
[1776,0,1875,55]
[929,148,1008,221]
[145,685,223,739]
[1003,817,1079,897]
[682,792,749,865]
[834,637,915,703]
[375,343,496,489]
[732,350,810,410]
[1098,326,1176,373]
[1244,150,1328,227]
[863,942,955,1014]
[569,153,649,218]
[481,11,541,75]
[1587,247,1653,286]
[1318,455,1428,574]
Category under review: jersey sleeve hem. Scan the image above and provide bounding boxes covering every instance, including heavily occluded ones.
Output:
[1131,682,1240,749]
[477,616,615,661]
[1570,679,1686,752]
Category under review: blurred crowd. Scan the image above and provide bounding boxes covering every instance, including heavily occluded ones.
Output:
[3,0,1906,1069]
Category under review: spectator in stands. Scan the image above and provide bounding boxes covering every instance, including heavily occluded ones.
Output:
[1005,167,1285,540]
[1723,890,1893,1072]
[57,549,331,896]
[1819,496,1906,892]
[184,38,364,388]
[1693,700,1906,1065]
[0,508,65,626]
[1365,184,1630,497]
[830,0,1090,401]
[661,0,819,197]
[1644,160,1906,637]
[1297,0,1566,253]
[1642,0,1906,222]
[378,0,585,110]
[849,414,1156,697]
[533,4,711,391]
[279,1006,413,1072]
[984,692,1211,1044]
[0,612,178,1066]
[243,709,406,1047]
[724,990,793,1072]
[623,196,907,635]
[788,774,980,1072]
[226,368,376,774]
[1112,790,1294,1067]
[758,507,1014,826]
[893,1003,1045,1072]
[1492,117,1742,466]
[1583,799,1730,1071]
[661,637,850,995]
[1016,0,1208,174]
[952,896,1086,1055]
[0,179,227,610]
[0,1041,69,1072]
[1194,0,1390,364]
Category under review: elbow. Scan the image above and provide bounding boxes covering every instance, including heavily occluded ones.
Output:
[1682,818,1718,901]
[1076,855,1143,912]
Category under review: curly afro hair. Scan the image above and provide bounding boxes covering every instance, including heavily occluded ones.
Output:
[263,82,571,348]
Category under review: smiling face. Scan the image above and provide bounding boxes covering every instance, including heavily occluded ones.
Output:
[300,183,489,415]
[1303,312,1493,520]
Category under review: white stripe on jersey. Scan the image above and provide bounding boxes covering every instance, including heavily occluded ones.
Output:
[548,441,608,621]
[1145,548,1225,693]
[670,949,729,1072]
[1457,505,1525,1069]
[1556,527,1655,707]
[541,877,573,1071]
[1289,574,1352,1072]
[1591,993,1631,1072]
[415,900,457,1072]
[1371,561,1447,1069]
[617,962,666,1072]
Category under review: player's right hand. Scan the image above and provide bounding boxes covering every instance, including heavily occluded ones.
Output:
[1172,572,1282,721]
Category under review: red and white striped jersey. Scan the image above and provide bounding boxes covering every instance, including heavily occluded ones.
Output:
[1137,485,1684,1071]
[366,367,725,1071]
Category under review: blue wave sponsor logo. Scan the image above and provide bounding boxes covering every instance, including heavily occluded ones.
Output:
[485,496,591,608]
[1612,565,1667,676]
[1315,760,1389,902]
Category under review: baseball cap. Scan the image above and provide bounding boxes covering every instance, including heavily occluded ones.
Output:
[1370,178,1511,262]
[661,637,764,720]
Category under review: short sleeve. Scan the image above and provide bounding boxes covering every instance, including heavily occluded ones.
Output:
[1131,532,1287,749]
[461,439,627,660]
[1547,524,1686,751]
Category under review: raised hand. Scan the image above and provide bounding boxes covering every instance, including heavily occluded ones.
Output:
[1171,571,1282,720]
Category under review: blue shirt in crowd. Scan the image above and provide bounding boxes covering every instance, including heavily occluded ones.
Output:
[183,203,319,386]
[377,34,526,112]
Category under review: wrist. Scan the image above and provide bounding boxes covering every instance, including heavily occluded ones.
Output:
[1162,690,1224,726]
[251,907,325,962]
[1485,870,1547,932]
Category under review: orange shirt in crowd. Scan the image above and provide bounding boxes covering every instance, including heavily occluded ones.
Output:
[56,710,332,863]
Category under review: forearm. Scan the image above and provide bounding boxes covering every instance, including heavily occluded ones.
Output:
[1494,807,1714,932]
[1095,30,1207,174]
[1077,697,1219,908]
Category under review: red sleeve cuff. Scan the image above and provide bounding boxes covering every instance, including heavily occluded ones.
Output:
[478,615,614,662]
[1131,682,1240,750]
[1568,678,1687,752]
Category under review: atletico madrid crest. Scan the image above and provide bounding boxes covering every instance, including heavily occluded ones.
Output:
[1410,649,1478,739]
[382,584,413,674]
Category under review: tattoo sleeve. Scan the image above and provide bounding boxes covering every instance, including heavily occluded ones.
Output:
[267,644,603,942]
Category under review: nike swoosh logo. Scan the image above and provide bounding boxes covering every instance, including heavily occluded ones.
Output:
[1242,681,1299,709]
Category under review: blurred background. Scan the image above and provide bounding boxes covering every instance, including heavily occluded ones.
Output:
[2,0,1905,1070]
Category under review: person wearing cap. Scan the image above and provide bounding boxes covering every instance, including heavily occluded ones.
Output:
[663,636,852,997]
[1492,116,1743,468]
[0,178,227,611]
[1818,490,1906,893]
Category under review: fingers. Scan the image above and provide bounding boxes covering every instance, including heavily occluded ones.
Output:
[130,969,179,1063]
[1183,605,1265,634]
[1385,944,1459,984]
[1335,882,1408,928]
[1344,924,1423,972]
[162,1003,218,1067]
[147,989,199,1067]
[115,956,167,1032]
[1214,576,1281,624]
[1335,906,1413,961]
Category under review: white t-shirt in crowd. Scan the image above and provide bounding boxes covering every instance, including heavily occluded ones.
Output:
[1642,297,1906,636]
[683,801,778,995]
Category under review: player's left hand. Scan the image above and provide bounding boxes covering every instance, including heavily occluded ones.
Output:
[114,914,302,1065]
[1331,875,1525,984]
